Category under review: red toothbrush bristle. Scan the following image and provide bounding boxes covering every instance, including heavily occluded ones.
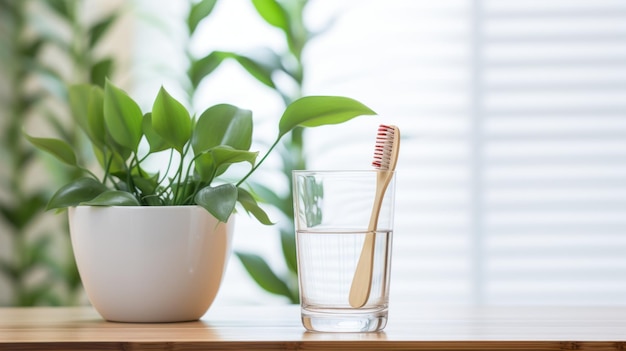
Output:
[372,124,395,170]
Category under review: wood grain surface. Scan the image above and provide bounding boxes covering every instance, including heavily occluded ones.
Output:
[1,305,626,350]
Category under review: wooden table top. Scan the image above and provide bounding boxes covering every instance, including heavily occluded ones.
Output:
[2,305,626,350]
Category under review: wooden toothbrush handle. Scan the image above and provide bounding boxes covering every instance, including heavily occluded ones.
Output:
[349,231,376,308]
[349,171,392,308]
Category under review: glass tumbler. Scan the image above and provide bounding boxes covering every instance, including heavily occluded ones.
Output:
[292,170,396,332]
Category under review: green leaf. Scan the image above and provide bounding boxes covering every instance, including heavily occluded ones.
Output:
[47,178,108,210]
[187,0,218,34]
[144,196,164,206]
[189,51,226,88]
[89,12,117,47]
[235,251,292,298]
[210,145,259,170]
[211,147,257,170]
[193,155,216,181]
[142,113,170,153]
[233,54,276,88]
[18,193,48,230]
[44,0,72,20]
[24,235,53,267]
[81,191,140,206]
[133,174,159,197]
[278,96,377,138]
[69,84,106,147]
[281,0,308,61]
[237,188,273,225]
[195,146,258,181]
[0,193,47,231]
[105,131,132,161]
[68,84,92,135]
[251,0,289,32]
[280,228,297,274]
[90,58,113,87]
[152,86,191,153]
[194,183,237,223]
[24,135,77,167]
[242,47,284,73]
[87,86,106,147]
[192,104,253,153]
[23,38,44,58]
[103,80,143,151]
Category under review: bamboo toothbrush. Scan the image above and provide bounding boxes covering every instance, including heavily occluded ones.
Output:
[349,124,400,308]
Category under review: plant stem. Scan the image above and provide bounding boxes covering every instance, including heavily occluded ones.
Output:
[236,137,281,187]
[173,143,192,204]
[157,149,175,188]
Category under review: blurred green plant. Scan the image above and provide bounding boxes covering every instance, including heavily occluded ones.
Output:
[0,0,120,305]
[236,0,312,304]
[182,0,331,303]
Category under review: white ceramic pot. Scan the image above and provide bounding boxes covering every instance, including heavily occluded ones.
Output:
[68,206,234,323]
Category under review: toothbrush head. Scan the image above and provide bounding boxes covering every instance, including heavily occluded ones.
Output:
[372,124,400,171]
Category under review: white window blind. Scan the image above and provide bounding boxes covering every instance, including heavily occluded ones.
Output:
[305,0,626,306]
[477,0,626,305]
[135,0,626,306]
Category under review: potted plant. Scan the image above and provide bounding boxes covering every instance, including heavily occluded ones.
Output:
[24,80,375,322]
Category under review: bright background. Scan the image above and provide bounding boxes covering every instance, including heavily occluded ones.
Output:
[2,0,625,307]
[133,0,626,306]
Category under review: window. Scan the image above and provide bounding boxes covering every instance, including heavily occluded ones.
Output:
[135,0,626,306]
